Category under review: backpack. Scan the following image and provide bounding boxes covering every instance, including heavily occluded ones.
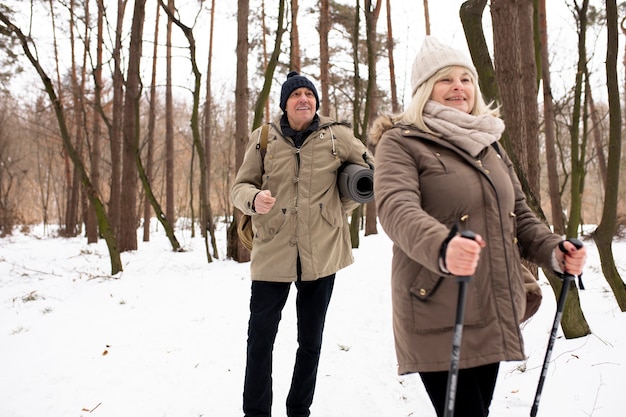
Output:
[237,124,269,250]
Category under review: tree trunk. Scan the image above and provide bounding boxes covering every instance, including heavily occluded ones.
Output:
[80,0,92,241]
[290,0,301,71]
[143,0,160,242]
[87,0,103,244]
[165,0,175,228]
[348,0,362,248]
[319,0,330,116]
[66,0,83,238]
[538,0,565,235]
[159,0,210,258]
[109,0,127,241]
[491,0,542,283]
[252,0,287,130]
[119,0,146,252]
[470,0,589,337]
[261,1,271,120]
[491,0,540,195]
[592,0,626,311]
[204,0,220,258]
[363,0,381,237]
[229,0,251,261]
[422,0,431,35]
[460,0,498,116]
[385,0,399,113]
[585,77,608,189]
[565,0,589,238]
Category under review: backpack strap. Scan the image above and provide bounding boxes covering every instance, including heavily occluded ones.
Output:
[256,123,270,170]
[260,124,269,159]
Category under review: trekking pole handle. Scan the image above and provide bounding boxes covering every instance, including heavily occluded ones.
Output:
[558,238,584,279]
[558,238,583,254]
[459,230,477,241]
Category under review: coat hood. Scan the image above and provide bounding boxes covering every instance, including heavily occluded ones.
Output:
[369,114,396,146]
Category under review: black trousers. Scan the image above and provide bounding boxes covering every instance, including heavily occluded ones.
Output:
[419,362,500,417]
[242,274,335,417]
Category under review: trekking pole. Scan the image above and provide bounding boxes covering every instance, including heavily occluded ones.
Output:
[443,230,477,417]
[530,238,584,417]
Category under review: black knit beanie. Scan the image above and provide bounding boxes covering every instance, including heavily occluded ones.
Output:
[279,71,320,111]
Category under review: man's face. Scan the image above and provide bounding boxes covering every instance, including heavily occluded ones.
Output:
[285,87,316,131]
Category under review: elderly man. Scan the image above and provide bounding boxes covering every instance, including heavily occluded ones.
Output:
[231,71,373,417]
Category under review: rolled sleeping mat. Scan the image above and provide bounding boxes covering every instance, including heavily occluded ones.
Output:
[337,163,374,203]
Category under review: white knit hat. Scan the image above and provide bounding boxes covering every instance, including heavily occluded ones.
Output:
[410,36,478,96]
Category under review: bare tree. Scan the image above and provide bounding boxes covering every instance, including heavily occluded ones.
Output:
[362,0,381,237]
[585,76,608,190]
[159,0,211,259]
[385,0,399,113]
[164,0,175,229]
[119,0,147,252]
[563,0,589,240]
[592,0,626,311]
[539,0,565,235]
[319,0,330,116]
[143,0,161,242]
[290,0,301,71]
[423,0,431,35]
[87,0,104,244]
[0,11,123,274]
[252,0,287,130]
[109,0,128,241]
[228,0,251,261]
[492,0,540,195]
[261,0,271,120]
[468,0,590,338]
[203,0,220,257]
[65,0,84,238]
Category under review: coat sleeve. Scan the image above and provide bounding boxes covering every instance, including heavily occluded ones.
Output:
[231,126,266,215]
[374,130,450,274]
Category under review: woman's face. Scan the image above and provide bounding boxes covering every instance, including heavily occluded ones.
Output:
[430,66,475,114]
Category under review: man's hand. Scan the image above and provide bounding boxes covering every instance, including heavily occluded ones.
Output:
[253,190,276,214]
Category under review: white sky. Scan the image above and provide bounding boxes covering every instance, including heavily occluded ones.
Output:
[2,0,607,106]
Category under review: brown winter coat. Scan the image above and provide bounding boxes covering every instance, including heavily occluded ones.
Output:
[372,120,562,374]
[231,115,372,282]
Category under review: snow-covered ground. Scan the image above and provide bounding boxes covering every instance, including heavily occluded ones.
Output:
[1,221,623,416]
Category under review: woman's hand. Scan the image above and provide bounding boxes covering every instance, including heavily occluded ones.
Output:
[445,234,486,277]
[554,240,586,276]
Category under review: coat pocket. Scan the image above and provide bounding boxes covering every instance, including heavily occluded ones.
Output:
[319,200,344,228]
[255,210,287,243]
[409,270,487,334]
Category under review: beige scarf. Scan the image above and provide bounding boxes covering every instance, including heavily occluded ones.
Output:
[423,101,505,157]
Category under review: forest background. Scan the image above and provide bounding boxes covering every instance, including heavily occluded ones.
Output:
[1,0,626,333]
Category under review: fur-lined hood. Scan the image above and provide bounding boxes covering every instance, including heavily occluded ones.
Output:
[369,114,397,146]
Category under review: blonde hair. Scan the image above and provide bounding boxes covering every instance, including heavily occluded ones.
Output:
[399,66,499,134]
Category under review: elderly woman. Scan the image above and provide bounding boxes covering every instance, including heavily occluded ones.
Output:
[372,36,586,417]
